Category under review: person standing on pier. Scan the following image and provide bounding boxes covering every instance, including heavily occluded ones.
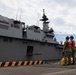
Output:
[63,36,72,65]
[70,36,75,65]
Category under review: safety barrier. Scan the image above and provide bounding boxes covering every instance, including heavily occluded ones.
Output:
[59,57,73,65]
[0,60,44,67]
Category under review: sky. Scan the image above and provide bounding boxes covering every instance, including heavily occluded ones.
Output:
[0,0,76,42]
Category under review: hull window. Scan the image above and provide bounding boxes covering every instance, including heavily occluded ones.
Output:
[40,43,45,46]
[3,37,12,42]
[0,24,8,29]
[3,37,8,42]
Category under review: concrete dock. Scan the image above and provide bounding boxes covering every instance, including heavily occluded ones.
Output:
[0,63,76,75]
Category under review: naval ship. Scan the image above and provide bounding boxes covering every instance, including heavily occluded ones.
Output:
[0,9,63,63]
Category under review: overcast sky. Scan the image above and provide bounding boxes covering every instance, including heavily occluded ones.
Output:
[0,0,76,41]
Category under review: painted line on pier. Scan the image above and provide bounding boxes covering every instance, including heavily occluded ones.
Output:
[0,60,44,67]
[42,69,75,75]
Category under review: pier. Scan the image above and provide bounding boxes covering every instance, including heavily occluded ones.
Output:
[0,62,76,75]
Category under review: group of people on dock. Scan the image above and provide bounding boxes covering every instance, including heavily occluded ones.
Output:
[62,35,75,65]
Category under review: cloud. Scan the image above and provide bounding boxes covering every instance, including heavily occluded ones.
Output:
[54,0,76,7]
[50,17,76,34]
[0,0,76,35]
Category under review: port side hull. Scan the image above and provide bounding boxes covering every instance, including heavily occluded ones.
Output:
[0,36,63,62]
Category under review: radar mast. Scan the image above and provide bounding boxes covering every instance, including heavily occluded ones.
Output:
[40,9,49,32]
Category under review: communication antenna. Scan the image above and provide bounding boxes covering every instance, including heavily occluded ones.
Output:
[36,13,40,27]
[16,7,18,20]
[16,1,19,20]
[19,8,22,21]
[35,9,40,27]
[43,9,45,15]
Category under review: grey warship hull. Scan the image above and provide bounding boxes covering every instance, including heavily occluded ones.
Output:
[0,35,62,62]
[0,9,68,64]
